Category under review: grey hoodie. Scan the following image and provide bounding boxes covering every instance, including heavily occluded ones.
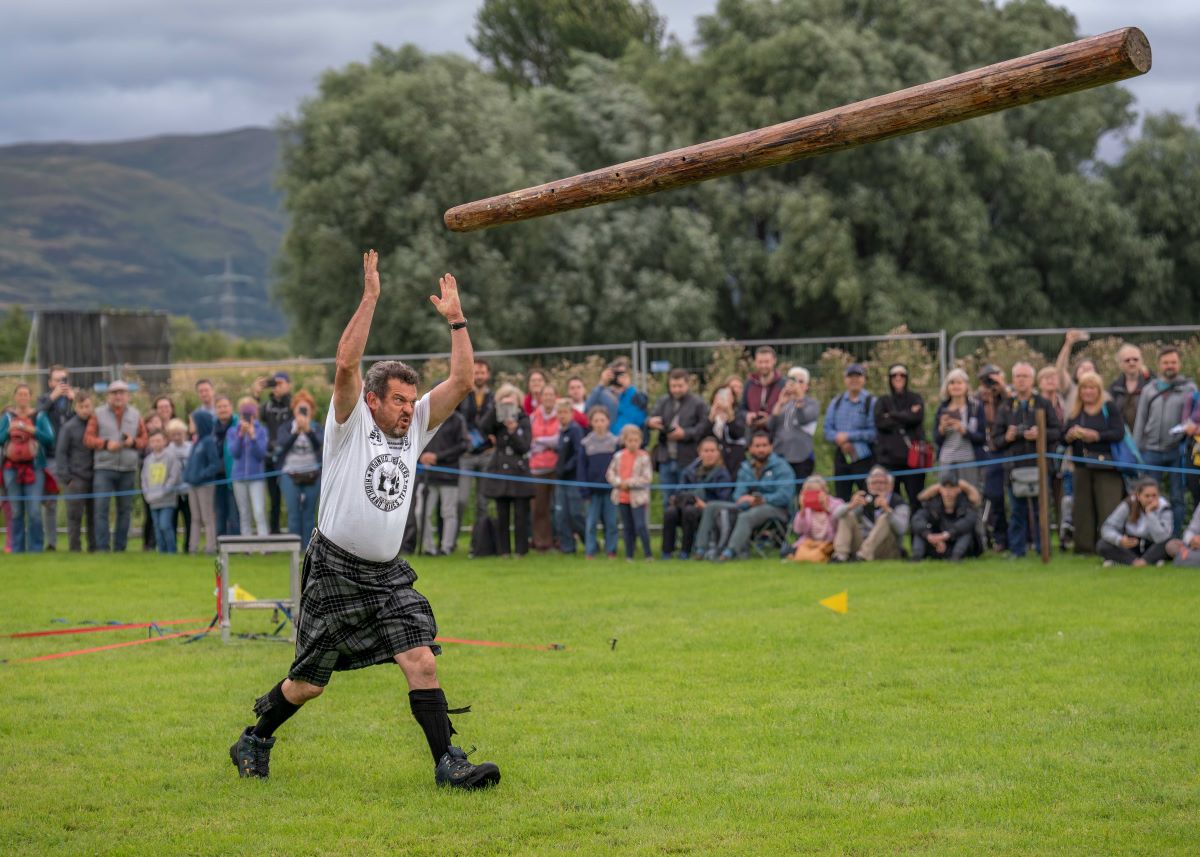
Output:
[1100,497,1173,547]
[1133,375,1197,453]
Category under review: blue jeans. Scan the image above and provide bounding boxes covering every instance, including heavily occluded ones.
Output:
[618,503,653,558]
[1141,448,1187,538]
[658,459,684,514]
[554,484,587,552]
[152,506,177,553]
[1007,488,1041,558]
[2,466,45,553]
[93,469,134,552]
[214,482,241,537]
[585,492,618,556]
[280,473,320,550]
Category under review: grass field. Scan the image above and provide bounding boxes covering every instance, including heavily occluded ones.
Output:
[2,550,1198,856]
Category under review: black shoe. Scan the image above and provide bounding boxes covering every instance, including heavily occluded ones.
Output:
[230,726,275,779]
[435,746,500,790]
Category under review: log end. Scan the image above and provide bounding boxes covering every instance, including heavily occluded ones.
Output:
[1121,27,1152,75]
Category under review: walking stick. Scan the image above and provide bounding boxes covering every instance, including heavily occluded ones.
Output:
[1036,409,1052,564]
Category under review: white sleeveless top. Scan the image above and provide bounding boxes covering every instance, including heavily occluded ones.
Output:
[316,391,439,562]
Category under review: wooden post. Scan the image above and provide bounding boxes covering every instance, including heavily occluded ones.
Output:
[445,27,1151,232]
[1036,409,1052,564]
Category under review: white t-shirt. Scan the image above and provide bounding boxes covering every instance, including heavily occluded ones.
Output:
[316,391,440,562]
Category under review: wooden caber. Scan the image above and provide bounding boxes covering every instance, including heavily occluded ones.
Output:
[444,27,1150,232]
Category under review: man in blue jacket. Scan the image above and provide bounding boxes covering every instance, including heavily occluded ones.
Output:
[663,436,732,559]
[823,363,877,501]
[693,430,794,561]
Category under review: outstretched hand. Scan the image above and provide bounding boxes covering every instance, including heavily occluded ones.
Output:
[430,273,465,323]
[363,250,380,301]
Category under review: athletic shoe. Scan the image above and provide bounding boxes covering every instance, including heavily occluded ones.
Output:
[230,726,275,779]
[435,746,501,790]
[1102,560,1114,568]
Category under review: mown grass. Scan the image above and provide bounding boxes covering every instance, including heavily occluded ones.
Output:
[2,550,1198,856]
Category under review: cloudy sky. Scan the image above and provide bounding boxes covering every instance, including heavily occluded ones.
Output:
[2,0,1195,145]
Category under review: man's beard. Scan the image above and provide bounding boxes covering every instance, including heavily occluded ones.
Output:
[384,421,411,439]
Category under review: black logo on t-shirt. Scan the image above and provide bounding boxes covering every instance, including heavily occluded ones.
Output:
[363,454,410,512]
[369,427,383,445]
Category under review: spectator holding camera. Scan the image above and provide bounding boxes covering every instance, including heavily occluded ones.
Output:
[1,383,56,552]
[1133,347,1196,537]
[662,436,731,560]
[1109,344,1152,430]
[874,363,927,506]
[37,365,75,551]
[694,430,794,562]
[586,360,646,434]
[742,346,785,433]
[1063,372,1126,555]
[227,397,269,537]
[647,369,708,510]
[911,476,980,562]
[55,391,96,552]
[784,475,843,563]
[1099,477,1172,566]
[823,363,877,501]
[480,383,534,557]
[276,391,324,550]
[84,380,147,552]
[707,386,747,477]
[992,362,1061,558]
[831,465,910,562]
[933,369,987,490]
[252,371,293,534]
[768,366,820,480]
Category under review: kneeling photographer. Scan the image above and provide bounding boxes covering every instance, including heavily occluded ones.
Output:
[831,465,910,562]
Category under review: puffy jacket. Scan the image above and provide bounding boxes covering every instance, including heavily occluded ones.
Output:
[733,452,795,512]
[226,420,269,480]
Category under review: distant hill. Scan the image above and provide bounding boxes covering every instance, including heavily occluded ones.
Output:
[0,127,287,336]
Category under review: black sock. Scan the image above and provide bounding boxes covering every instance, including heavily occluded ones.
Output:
[409,688,455,764]
[252,680,302,739]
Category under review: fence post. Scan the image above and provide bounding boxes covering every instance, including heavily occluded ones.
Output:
[937,329,947,387]
[1036,409,1051,564]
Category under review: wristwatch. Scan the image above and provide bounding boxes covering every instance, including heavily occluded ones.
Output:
[449,319,468,331]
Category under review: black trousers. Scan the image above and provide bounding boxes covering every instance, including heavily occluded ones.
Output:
[912,531,976,561]
[265,456,282,534]
[494,497,531,556]
[833,453,875,502]
[879,456,925,510]
[662,504,704,555]
[1098,539,1168,565]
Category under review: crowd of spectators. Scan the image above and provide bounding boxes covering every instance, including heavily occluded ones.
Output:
[3,332,1200,569]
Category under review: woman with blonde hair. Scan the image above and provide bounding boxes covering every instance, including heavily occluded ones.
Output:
[785,474,844,563]
[932,369,987,490]
[1063,371,1126,554]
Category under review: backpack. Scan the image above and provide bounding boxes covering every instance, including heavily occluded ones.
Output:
[3,411,38,463]
[469,516,500,558]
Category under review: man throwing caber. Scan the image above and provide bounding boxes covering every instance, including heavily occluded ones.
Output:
[230,251,500,789]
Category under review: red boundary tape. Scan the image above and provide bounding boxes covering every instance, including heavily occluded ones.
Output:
[8,627,211,663]
[435,636,562,651]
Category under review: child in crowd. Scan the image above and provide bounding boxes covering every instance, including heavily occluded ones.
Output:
[1099,477,1172,567]
[141,430,182,553]
[578,406,618,559]
[607,424,653,561]
[166,418,193,552]
[785,475,843,563]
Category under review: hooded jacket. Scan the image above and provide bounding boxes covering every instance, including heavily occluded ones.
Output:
[184,410,225,486]
[874,368,926,465]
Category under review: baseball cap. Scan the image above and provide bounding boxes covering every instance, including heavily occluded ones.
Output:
[977,364,1001,380]
[273,371,290,382]
[107,380,129,393]
[844,363,865,377]
[786,366,808,382]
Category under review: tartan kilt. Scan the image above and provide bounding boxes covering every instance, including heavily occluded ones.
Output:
[287,530,440,687]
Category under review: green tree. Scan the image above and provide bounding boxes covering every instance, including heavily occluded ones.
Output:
[471,0,664,88]
[0,306,32,363]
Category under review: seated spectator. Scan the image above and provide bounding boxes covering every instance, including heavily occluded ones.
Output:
[647,369,708,511]
[183,410,224,554]
[1063,372,1126,555]
[276,392,324,551]
[743,346,785,433]
[141,429,182,553]
[523,369,547,416]
[55,391,96,552]
[768,366,820,480]
[227,397,270,537]
[480,383,534,557]
[992,362,1061,558]
[607,424,653,561]
[165,418,193,552]
[1109,343,1152,430]
[784,474,843,563]
[1133,347,1195,537]
[1,383,56,553]
[933,369,987,489]
[874,363,927,507]
[911,476,980,562]
[831,465,910,562]
[695,430,794,562]
[823,363,877,501]
[578,405,619,559]
[662,436,731,560]
[553,398,587,553]
[529,384,561,552]
[565,377,590,429]
[1165,504,1200,566]
[585,360,646,434]
[1099,477,1172,567]
[707,386,746,476]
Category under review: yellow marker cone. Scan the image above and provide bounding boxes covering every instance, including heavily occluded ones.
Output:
[231,584,259,602]
[819,591,848,614]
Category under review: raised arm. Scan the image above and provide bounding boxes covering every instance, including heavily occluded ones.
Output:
[333,251,382,424]
[426,272,473,429]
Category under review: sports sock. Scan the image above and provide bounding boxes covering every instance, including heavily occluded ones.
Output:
[252,680,302,739]
[409,688,454,764]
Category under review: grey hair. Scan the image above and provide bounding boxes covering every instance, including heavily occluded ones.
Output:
[867,465,894,486]
[364,360,419,399]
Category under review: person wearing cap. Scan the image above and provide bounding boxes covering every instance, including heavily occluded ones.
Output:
[910,476,981,562]
[768,366,820,480]
[252,371,294,534]
[83,380,148,552]
[831,464,909,562]
[874,363,927,508]
[823,363,877,501]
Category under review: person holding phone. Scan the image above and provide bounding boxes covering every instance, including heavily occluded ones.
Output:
[37,364,75,551]
[784,475,843,563]
[83,380,147,552]
[252,371,294,535]
[227,397,270,536]
[276,391,323,550]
